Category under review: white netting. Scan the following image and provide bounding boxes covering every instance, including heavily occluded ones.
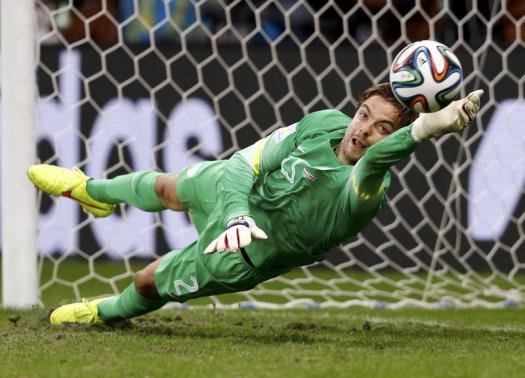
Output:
[25,0,525,308]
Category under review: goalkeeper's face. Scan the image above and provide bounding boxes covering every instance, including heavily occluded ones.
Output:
[338,95,398,164]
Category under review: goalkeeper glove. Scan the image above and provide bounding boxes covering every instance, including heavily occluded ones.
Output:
[411,89,484,141]
[204,216,268,254]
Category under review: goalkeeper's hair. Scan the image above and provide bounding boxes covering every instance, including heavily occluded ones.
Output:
[358,83,418,129]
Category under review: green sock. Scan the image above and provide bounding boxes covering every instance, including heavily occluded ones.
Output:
[97,284,167,322]
[86,171,166,212]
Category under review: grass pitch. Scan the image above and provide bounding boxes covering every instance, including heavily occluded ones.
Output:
[1,259,524,376]
[1,307,524,377]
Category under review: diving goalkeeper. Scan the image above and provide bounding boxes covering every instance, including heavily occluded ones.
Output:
[27,83,483,324]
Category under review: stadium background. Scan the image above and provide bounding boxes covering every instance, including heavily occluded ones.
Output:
[1,0,524,306]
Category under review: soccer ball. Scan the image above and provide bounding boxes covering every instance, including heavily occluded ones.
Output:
[389,40,463,113]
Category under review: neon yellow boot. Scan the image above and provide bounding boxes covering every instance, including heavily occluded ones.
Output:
[49,297,112,325]
[27,164,115,217]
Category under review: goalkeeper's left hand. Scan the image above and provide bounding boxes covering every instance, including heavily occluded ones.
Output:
[411,89,484,141]
[204,216,268,254]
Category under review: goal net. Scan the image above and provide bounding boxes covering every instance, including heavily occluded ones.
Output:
[7,0,523,308]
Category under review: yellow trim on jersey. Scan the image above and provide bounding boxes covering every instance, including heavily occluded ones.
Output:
[253,137,268,176]
[238,137,268,176]
[351,174,385,200]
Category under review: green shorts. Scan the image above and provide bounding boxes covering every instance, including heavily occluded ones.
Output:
[155,160,280,302]
[154,242,279,302]
[176,160,225,233]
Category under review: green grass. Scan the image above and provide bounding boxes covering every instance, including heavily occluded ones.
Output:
[2,259,525,376]
[0,307,524,377]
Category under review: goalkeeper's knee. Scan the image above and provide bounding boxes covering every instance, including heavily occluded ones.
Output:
[154,174,188,211]
[134,260,162,299]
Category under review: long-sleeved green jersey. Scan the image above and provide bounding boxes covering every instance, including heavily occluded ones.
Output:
[218,109,419,273]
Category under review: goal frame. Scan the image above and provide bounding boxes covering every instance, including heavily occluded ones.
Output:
[1,0,39,307]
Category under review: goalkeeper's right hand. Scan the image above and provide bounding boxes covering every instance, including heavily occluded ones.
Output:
[411,89,484,141]
[204,216,268,254]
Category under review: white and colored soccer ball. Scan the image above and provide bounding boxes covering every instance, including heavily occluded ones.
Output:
[389,40,463,113]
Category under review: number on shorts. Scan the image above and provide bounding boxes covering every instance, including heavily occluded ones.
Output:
[173,274,199,296]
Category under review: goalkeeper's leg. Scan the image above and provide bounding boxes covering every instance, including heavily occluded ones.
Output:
[49,258,167,324]
[27,164,187,217]
[87,171,186,211]
[50,237,278,325]
[96,258,166,322]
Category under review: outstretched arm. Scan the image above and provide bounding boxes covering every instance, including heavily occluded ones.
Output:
[348,125,418,215]
[349,90,484,214]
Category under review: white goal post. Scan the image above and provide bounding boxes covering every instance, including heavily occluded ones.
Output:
[1,0,38,307]
[1,0,524,309]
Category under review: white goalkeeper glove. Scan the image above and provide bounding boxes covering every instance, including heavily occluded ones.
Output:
[204,216,268,254]
[411,89,484,141]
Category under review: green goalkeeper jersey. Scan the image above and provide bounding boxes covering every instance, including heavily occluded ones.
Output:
[218,109,419,272]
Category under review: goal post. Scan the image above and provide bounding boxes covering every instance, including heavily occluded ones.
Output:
[1,0,523,309]
[1,0,39,307]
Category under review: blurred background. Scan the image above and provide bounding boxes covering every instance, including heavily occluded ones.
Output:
[30,0,522,47]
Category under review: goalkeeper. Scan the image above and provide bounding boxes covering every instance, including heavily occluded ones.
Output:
[28,83,483,325]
